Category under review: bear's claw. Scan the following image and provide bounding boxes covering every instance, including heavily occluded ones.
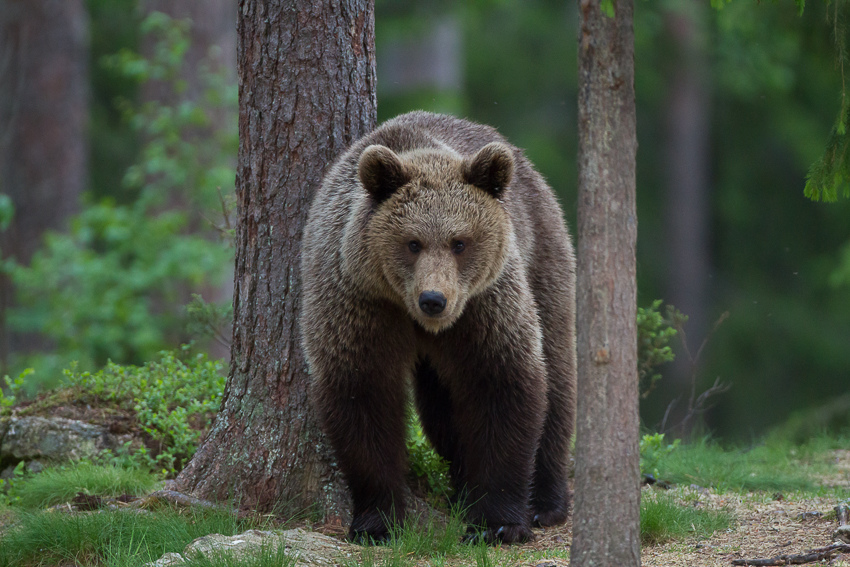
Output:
[463,523,533,545]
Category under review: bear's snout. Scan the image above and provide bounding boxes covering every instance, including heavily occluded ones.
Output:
[418,290,447,316]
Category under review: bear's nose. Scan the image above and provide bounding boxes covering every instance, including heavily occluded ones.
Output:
[418,291,447,316]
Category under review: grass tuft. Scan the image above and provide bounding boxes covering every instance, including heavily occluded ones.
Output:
[640,492,733,545]
[15,463,160,509]
[0,506,249,567]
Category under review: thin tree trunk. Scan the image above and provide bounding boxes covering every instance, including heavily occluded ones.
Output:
[663,4,711,438]
[174,0,376,524]
[0,0,88,368]
[571,0,640,565]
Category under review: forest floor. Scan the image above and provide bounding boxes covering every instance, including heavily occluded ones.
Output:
[507,449,850,567]
[524,488,847,567]
[310,448,850,567]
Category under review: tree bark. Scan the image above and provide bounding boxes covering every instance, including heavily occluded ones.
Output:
[571,0,640,566]
[174,0,377,524]
[0,0,89,368]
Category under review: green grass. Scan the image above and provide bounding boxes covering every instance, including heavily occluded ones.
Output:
[640,493,733,545]
[653,435,850,494]
[15,463,160,509]
[0,506,252,567]
[1,433,846,566]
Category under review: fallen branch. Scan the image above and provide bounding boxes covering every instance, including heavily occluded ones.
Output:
[731,543,850,566]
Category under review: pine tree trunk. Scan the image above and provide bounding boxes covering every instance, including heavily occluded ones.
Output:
[571,0,640,565]
[0,0,89,368]
[174,0,376,524]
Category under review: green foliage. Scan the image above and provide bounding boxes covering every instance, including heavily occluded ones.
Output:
[0,194,13,232]
[804,100,850,201]
[804,0,850,201]
[186,293,233,350]
[0,463,27,508]
[406,410,453,499]
[61,348,227,476]
[640,492,733,545]
[8,11,235,377]
[0,368,31,409]
[636,301,679,399]
[105,12,238,213]
[15,463,159,509]
[10,202,230,371]
[639,433,680,479]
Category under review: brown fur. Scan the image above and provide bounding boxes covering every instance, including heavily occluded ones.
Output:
[300,112,576,544]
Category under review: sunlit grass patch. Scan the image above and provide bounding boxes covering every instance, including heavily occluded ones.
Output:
[640,492,733,545]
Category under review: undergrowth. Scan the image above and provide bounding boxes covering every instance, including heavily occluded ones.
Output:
[58,347,226,476]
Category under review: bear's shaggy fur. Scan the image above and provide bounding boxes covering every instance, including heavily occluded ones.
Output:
[300,112,576,544]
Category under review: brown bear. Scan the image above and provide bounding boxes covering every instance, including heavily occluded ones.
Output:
[300,111,576,544]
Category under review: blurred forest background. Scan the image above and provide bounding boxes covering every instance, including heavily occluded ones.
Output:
[1,0,849,443]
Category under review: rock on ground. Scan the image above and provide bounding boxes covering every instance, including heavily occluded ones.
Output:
[0,416,133,471]
[145,528,360,566]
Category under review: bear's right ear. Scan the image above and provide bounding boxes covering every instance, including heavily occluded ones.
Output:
[358,145,411,204]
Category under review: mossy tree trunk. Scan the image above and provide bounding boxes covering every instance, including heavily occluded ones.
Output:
[174,0,376,524]
[571,0,640,566]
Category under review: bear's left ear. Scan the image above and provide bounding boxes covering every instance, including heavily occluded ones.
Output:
[358,145,411,204]
[462,142,515,199]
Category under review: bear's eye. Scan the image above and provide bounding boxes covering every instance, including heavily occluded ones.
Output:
[451,240,465,254]
[408,240,422,254]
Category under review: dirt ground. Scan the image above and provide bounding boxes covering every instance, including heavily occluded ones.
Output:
[521,449,850,567]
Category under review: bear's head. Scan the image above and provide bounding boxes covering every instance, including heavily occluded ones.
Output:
[359,142,515,334]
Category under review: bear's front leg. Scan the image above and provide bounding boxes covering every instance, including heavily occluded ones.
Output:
[440,290,548,544]
[306,299,415,543]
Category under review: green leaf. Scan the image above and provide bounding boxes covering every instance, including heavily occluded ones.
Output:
[600,0,614,18]
[0,194,14,232]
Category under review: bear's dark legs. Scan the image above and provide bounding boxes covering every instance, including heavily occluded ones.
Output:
[528,241,576,527]
[452,371,544,544]
[438,332,546,544]
[530,383,572,526]
[308,299,415,544]
[413,358,464,486]
[320,375,410,542]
